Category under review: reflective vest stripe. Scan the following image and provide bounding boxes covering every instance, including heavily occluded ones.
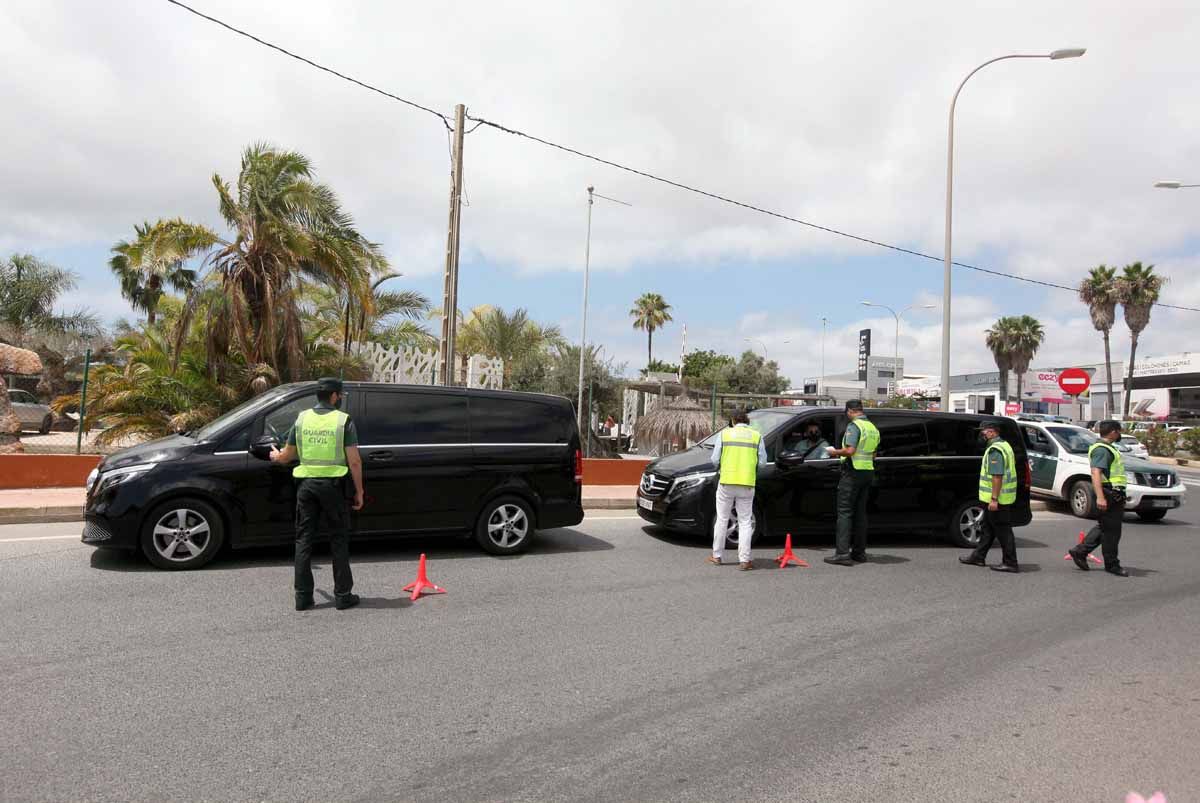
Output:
[719,427,761,487]
[843,418,880,471]
[978,440,1017,504]
[1089,441,1127,489]
[293,409,349,478]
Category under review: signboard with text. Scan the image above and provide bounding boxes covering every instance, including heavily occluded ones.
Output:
[1004,402,1021,415]
[857,329,871,381]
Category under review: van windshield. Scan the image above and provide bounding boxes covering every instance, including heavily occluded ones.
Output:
[1047,426,1101,456]
[192,387,296,441]
[697,409,798,447]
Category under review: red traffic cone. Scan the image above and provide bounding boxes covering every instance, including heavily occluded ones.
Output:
[402,553,446,601]
[776,533,809,568]
[1063,531,1104,565]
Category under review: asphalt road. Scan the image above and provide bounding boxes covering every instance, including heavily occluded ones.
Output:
[1,504,1197,802]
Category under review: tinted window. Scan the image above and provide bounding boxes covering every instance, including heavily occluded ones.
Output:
[263,394,319,441]
[217,425,250,453]
[926,419,985,457]
[872,415,928,457]
[361,391,467,445]
[471,396,568,444]
[1048,426,1099,456]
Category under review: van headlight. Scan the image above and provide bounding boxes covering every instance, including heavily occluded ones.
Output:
[668,471,716,500]
[94,463,156,493]
[85,467,100,493]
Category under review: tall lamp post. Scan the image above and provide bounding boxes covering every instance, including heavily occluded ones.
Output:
[940,48,1086,413]
[743,338,768,360]
[1154,180,1200,189]
[861,301,936,382]
[577,186,631,440]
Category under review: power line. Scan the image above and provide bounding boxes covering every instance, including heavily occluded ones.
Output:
[164,0,1199,314]
[164,0,451,126]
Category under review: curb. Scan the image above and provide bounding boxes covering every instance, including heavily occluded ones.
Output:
[0,506,84,525]
[582,499,636,510]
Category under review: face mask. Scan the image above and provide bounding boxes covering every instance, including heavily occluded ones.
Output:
[807,431,821,441]
[977,433,990,446]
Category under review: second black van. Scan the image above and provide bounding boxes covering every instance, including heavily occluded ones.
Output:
[637,408,1032,548]
[81,382,584,569]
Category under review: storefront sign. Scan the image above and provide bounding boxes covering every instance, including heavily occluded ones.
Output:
[1132,353,1200,378]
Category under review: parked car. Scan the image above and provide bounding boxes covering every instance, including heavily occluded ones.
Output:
[6,388,54,434]
[637,409,1033,550]
[82,382,584,569]
[1019,421,1185,521]
[1119,435,1150,460]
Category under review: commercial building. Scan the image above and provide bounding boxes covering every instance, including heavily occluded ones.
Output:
[800,356,906,405]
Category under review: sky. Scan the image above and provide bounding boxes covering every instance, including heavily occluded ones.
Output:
[3,0,1200,386]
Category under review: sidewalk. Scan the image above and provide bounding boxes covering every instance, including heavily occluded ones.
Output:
[0,485,640,525]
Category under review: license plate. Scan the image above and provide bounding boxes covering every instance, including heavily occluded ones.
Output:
[637,497,655,511]
[1151,499,1176,509]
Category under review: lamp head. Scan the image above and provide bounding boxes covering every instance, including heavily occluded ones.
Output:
[1155,181,1183,189]
[1049,48,1086,60]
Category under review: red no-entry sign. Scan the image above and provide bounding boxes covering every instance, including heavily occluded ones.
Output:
[1057,367,1091,397]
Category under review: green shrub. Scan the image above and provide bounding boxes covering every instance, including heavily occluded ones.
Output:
[1181,427,1200,457]
[1139,426,1178,458]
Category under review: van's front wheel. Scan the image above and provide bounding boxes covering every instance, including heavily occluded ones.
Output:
[947,500,986,548]
[475,496,535,555]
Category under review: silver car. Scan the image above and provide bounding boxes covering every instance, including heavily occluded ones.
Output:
[1119,434,1150,460]
[5,388,54,434]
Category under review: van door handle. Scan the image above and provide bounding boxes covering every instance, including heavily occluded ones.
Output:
[367,451,394,461]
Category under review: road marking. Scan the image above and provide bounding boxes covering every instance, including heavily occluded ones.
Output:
[0,534,78,543]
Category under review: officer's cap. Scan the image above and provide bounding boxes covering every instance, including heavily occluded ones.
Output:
[977,418,1005,432]
[845,399,864,412]
[316,376,343,394]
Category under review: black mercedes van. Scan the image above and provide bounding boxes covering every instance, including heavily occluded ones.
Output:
[82,382,584,569]
[636,408,1032,548]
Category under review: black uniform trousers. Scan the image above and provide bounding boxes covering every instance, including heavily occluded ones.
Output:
[970,504,1018,568]
[295,477,354,598]
[834,465,872,557]
[1078,486,1125,569]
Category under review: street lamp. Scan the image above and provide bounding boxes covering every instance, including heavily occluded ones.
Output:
[1154,180,1200,189]
[744,338,768,360]
[577,186,631,440]
[860,301,937,372]
[940,47,1086,413]
[819,317,828,400]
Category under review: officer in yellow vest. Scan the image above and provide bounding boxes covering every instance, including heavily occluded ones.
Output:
[1067,420,1130,576]
[824,400,880,566]
[958,419,1020,573]
[708,409,767,570]
[270,378,365,610]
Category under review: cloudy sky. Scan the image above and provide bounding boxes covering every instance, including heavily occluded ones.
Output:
[3,0,1199,385]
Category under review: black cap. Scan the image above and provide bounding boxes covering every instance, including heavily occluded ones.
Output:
[845,399,864,412]
[977,418,1004,432]
[316,376,343,393]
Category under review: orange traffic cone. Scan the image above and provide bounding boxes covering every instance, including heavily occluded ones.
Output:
[776,533,809,568]
[402,553,446,601]
[1063,531,1104,565]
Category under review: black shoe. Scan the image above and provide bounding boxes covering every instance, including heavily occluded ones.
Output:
[989,564,1020,574]
[295,594,314,611]
[850,553,869,563]
[335,593,361,610]
[824,555,855,567]
[1105,566,1130,577]
[959,555,987,567]
[1068,548,1090,571]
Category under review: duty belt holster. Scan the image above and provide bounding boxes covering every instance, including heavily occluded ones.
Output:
[1103,486,1127,503]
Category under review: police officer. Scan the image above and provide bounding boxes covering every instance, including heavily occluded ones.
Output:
[270,377,365,610]
[959,419,1020,573]
[824,400,880,566]
[708,409,767,570]
[799,421,831,460]
[1068,420,1130,577]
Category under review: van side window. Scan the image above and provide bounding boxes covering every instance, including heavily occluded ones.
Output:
[871,415,928,458]
[218,426,250,453]
[360,392,467,445]
[926,419,985,457]
[470,397,567,444]
[263,394,318,442]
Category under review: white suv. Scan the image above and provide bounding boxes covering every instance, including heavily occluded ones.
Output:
[1018,421,1185,522]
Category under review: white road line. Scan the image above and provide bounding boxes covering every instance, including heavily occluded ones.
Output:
[0,534,79,543]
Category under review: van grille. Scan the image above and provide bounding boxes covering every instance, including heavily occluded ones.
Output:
[639,473,670,498]
[82,518,113,542]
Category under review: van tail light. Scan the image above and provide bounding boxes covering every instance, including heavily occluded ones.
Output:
[574,449,584,484]
[1025,459,1032,488]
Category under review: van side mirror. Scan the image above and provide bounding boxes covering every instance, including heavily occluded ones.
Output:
[776,449,805,468]
[249,435,278,461]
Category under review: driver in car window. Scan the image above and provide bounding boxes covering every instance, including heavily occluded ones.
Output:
[798,422,830,460]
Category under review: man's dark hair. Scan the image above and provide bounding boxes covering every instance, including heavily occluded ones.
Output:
[1097,420,1122,437]
[845,399,864,412]
[317,389,337,404]
[731,409,750,425]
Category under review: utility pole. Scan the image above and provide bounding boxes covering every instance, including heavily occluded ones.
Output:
[439,104,466,386]
[577,187,594,437]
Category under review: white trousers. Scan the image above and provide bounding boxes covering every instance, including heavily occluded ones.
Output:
[713,483,755,564]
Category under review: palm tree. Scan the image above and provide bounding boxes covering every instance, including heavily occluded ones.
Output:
[0,254,100,348]
[985,317,1015,402]
[177,143,386,381]
[464,307,563,383]
[303,273,432,353]
[1078,265,1120,416]
[1006,315,1045,403]
[1117,262,1166,417]
[109,219,216,325]
[630,292,673,369]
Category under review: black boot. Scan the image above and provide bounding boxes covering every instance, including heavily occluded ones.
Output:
[1105,565,1130,577]
[823,554,854,566]
[335,593,361,610]
[989,564,1019,574]
[1068,548,1090,572]
[959,555,986,567]
[295,593,314,611]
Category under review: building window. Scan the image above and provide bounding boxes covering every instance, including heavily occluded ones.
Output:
[876,387,888,395]
[876,369,894,378]
[954,400,967,412]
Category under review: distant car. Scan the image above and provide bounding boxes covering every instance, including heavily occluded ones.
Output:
[6,388,54,434]
[1019,421,1185,521]
[1119,435,1150,460]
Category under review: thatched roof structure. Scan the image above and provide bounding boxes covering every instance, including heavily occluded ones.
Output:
[634,395,716,457]
[0,343,44,453]
[0,343,43,375]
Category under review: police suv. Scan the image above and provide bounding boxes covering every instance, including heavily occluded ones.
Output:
[1016,419,1186,520]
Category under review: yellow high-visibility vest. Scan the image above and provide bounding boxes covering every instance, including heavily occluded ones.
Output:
[293,409,349,478]
[719,426,761,487]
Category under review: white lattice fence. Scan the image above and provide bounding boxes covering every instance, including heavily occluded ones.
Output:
[334,341,503,389]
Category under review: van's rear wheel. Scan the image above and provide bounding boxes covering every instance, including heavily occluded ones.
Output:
[140,498,224,570]
[475,496,535,555]
[947,500,986,548]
